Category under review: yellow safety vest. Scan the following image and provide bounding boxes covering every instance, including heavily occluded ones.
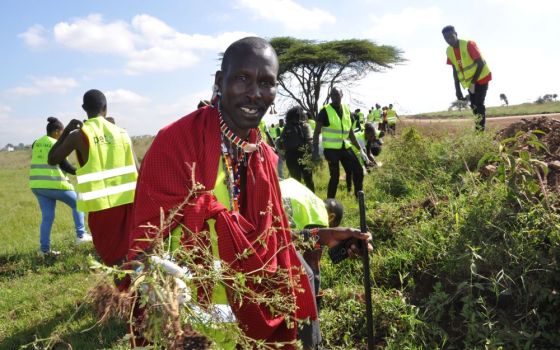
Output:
[357,112,365,124]
[387,109,397,125]
[169,156,232,305]
[75,117,137,212]
[258,119,268,141]
[446,39,491,89]
[29,135,74,190]
[372,109,381,122]
[308,119,316,132]
[280,178,329,230]
[321,104,352,149]
[352,131,366,166]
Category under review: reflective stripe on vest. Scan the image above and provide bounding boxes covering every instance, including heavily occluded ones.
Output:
[29,135,74,190]
[446,39,491,89]
[321,104,352,149]
[280,178,329,230]
[76,117,137,212]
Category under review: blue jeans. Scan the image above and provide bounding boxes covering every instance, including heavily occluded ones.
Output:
[31,188,86,252]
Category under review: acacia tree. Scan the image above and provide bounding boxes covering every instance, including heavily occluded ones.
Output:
[499,93,509,106]
[269,37,403,117]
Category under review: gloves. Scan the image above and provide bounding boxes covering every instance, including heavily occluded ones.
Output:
[150,255,192,278]
[456,90,464,101]
[468,84,475,94]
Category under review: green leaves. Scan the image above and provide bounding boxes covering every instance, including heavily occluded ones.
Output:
[478,130,550,202]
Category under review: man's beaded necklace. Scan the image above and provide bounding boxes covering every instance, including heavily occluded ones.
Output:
[217,105,262,212]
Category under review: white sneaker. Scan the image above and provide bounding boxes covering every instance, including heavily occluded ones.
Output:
[76,233,93,245]
[38,250,61,258]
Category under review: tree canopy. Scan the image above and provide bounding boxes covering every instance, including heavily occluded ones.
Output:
[269,37,403,116]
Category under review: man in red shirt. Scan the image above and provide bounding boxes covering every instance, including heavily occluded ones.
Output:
[442,25,492,131]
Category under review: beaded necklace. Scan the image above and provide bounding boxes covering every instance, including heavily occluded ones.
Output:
[217,105,262,212]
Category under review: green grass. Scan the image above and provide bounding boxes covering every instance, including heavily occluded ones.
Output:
[0,150,129,349]
[412,101,560,119]
[2,125,560,349]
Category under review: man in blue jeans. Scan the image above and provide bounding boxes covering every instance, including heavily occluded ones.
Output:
[30,117,92,257]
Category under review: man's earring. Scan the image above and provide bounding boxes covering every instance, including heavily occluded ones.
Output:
[212,84,221,97]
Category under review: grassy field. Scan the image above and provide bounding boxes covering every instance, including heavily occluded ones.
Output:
[411,100,560,119]
[1,119,559,349]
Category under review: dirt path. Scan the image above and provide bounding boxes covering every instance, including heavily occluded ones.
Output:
[403,113,560,126]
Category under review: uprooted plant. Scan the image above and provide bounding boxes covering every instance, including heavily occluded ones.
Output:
[87,164,307,349]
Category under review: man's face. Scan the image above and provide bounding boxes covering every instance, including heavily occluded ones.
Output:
[330,88,343,106]
[216,46,278,134]
[443,30,458,47]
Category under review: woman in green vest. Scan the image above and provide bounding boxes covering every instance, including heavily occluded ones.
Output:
[30,117,91,257]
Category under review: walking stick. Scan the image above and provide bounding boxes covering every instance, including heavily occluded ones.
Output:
[358,190,374,350]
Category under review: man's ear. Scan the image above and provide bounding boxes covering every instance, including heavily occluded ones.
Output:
[214,70,223,91]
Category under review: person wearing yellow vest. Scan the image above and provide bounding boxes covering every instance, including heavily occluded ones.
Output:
[48,89,138,266]
[30,117,92,257]
[280,178,371,347]
[442,25,492,131]
[369,103,381,129]
[313,87,368,199]
[386,103,400,136]
[353,108,364,131]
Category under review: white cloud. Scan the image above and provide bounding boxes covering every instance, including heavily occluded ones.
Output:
[107,89,211,137]
[235,0,336,31]
[105,89,150,105]
[7,77,78,96]
[18,24,48,48]
[47,14,253,74]
[54,14,136,55]
[125,46,200,75]
[366,6,444,42]
[0,104,11,115]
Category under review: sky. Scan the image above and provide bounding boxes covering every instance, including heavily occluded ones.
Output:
[1,0,559,146]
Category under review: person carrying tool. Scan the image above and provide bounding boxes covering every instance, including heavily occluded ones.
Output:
[442,25,492,131]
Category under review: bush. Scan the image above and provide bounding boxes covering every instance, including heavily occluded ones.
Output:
[322,125,560,348]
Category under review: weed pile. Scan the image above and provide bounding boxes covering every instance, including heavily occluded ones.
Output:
[496,116,560,194]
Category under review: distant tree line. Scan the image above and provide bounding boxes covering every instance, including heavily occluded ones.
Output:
[1,143,29,152]
[535,94,558,104]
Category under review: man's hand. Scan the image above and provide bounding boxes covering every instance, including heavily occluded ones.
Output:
[318,227,372,254]
[65,119,84,133]
[360,149,372,166]
[468,84,475,94]
[456,90,465,101]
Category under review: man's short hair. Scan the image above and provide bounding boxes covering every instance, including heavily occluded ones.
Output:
[442,25,456,34]
[83,89,107,115]
[221,37,275,73]
[324,198,343,227]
